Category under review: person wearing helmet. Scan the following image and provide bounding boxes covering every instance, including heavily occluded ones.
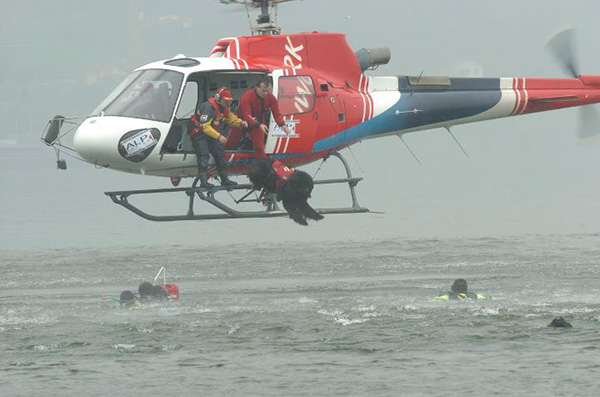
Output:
[430,278,489,301]
[226,78,290,158]
[119,290,139,309]
[138,281,154,299]
[189,87,248,188]
[104,274,180,309]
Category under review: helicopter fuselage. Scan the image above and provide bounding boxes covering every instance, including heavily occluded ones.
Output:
[71,32,600,178]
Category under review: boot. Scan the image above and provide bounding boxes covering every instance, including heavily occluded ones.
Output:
[198,173,214,189]
[220,173,238,187]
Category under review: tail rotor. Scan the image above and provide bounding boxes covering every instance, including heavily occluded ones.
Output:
[547,28,580,78]
[547,28,599,139]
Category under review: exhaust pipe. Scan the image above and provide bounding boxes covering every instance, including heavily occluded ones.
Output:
[355,47,391,71]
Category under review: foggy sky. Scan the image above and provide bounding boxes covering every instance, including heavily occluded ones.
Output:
[2,0,600,250]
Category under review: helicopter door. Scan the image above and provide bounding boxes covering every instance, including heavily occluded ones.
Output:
[266,70,317,155]
[161,77,203,154]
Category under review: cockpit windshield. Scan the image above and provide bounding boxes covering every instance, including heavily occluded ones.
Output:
[91,69,184,123]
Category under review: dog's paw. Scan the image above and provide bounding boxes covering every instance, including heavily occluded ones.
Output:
[288,208,309,226]
[301,203,324,221]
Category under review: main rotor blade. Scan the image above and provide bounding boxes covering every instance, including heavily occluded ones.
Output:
[547,28,579,77]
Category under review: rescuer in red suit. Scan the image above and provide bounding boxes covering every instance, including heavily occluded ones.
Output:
[226,78,290,158]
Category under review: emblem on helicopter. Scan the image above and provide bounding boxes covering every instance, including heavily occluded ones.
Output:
[272,119,299,138]
[118,128,161,162]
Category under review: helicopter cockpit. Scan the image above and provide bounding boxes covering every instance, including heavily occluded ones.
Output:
[84,66,270,158]
[91,69,184,123]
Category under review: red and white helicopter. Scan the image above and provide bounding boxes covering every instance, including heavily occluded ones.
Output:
[42,0,600,221]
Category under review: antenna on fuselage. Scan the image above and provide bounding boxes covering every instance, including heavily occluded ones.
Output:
[219,0,296,35]
[396,134,422,166]
[444,126,470,159]
[410,70,425,97]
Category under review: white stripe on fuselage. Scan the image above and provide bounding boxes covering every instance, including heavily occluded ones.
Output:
[362,77,522,141]
[390,77,522,137]
[359,74,367,122]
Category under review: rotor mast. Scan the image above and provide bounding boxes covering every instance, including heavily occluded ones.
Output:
[220,0,294,35]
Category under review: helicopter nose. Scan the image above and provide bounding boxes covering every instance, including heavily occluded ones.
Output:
[74,117,164,168]
[73,118,114,165]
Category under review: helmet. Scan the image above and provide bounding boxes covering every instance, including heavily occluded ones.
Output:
[120,290,135,305]
[451,279,468,294]
[138,281,153,296]
[215,87,233,102]
[152,284,168,301]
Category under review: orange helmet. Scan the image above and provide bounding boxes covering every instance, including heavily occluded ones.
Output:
[215,87,233,102]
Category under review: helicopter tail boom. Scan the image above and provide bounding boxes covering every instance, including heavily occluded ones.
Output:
[313,74,600,151]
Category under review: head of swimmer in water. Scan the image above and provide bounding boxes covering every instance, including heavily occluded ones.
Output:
[138,281,154,297]
[119,290,135,306]
[451,279,468,294]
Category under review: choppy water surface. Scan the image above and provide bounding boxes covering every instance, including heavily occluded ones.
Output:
[2,235,600,396]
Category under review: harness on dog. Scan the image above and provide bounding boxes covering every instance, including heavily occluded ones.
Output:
[272,160,294,188]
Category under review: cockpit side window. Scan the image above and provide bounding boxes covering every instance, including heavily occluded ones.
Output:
[175,81,199,120]
[97,69,184,123]
[277,75,316,115]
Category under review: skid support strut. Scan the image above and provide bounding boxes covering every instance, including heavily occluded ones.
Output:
[105,152,369,222]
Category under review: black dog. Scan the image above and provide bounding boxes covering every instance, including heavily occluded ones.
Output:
[248,158,324,225]
[548,317,572,328]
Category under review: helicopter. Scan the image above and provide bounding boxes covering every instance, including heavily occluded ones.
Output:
[41,0,600,222]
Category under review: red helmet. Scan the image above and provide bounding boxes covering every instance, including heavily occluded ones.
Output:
[215,87,233,102]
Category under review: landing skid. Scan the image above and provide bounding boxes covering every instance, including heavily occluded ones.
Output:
[105,152,370,222]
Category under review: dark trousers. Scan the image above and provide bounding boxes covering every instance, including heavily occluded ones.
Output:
[191,134,227,174]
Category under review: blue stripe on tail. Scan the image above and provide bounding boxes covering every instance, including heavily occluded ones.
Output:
[314,77,503,152]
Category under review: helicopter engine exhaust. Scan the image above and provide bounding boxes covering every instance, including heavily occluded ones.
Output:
[355,47,391,71]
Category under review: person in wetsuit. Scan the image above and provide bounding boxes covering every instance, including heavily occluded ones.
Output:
[118,282,172,309]
[431,278,489,301]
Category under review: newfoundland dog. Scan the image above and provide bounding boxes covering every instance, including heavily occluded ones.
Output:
[248,158,324,226]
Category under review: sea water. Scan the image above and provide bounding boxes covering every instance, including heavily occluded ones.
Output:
[2,235,599,396]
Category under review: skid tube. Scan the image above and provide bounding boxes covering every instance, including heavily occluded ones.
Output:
[104,152,370,222]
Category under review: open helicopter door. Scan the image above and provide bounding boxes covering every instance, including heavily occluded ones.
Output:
[265,70,318,155]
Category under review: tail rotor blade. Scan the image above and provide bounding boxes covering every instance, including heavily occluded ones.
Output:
[547,28,579,77]
[546,29,600,140]
[578,105,600,140]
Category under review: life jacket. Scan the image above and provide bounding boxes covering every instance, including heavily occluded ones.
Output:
[207,97,229,129]
[430,291,490,302]
[160,283,180,301]
[271,160,294,188]
[190,97,230,136]
[448,292,479,300]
